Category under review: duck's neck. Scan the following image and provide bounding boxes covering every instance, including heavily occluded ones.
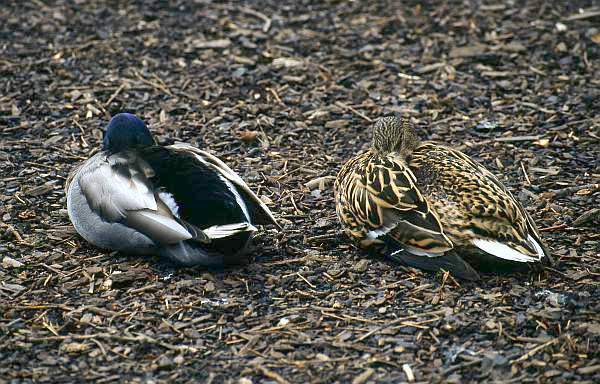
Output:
[375,139,420,159]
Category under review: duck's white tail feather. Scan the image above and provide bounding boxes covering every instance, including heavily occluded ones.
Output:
[471,238,539,263]
[204,222,257,239]
[527,235,545,260]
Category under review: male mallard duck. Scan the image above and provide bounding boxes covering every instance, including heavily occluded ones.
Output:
[334,115,552,281]
[66,113,279,266]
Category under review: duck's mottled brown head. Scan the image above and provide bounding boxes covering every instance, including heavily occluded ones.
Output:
[372,115,420,156]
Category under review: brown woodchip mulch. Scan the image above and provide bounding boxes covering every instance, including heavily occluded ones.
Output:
[1,1,598,383]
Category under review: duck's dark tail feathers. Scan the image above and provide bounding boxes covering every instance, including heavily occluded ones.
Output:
[159,242,225,267]
[387,250,481,281]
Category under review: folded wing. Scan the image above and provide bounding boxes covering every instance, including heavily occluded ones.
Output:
[78,152,193,244]
[167,143,280,229]
[337,152,453,255]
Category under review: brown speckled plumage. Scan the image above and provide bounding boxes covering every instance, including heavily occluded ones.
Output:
[335,116,551,280]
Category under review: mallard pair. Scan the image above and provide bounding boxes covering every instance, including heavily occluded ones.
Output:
[66,113,279,267]
[334,116,552,281]
[67,113,550,278]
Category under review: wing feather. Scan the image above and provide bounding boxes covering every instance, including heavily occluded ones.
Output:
[410,143,549,262]
[167,143,280,229]
[335,151,453,254]
[78,152,192,244]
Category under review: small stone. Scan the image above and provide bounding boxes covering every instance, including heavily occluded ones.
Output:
[204,281,215,292]
[60,342,89,353]
[577,365,600,375]
[157,355,173,367]
[272,57,304,68]
[543,370,562,378]
[402,364,415,382]
[545,292,568,307]
[352,259,369,273]
[315,353,330,361]
[277,318,290,327]
[475,120,499,131]
[239,130,259,144]
[555,42,567,53]
[2,256,24,268]
[324,120,350,129]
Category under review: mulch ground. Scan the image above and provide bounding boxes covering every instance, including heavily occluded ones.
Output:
[1,1,599,383]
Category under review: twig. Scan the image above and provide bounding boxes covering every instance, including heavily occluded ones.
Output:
[239,6,272,32]
[130,71,173,97]
[28,332,199,352]
[262,256,312,266]
[219,4,272,32]
[335,101,373,123]
[402,364,415,382]
[90,338,108,357]
[565,9,600,21]
[296,273,316,289]
[442,358,483,375]
[267,87,285,106]
[538,223,568,232]
[356,308,450,341]
[306,233,340,243]
[173,314,213,331]
[495,135,541,142]
[0,222,24,243]
[321,312,381,324]
[550,183,599,198]
[104,83,126,106]
[255,365,290,384]
[511,338,558,363]
[521,102,556,114]
[127,283,160,294]
[573,208,599,227]
[352,368,375,384]
[520,162,531,186]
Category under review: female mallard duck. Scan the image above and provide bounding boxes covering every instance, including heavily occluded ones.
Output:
[334,115,552,281]
[66,113,279,267]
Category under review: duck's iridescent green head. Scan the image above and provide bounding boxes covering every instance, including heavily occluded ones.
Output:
[103,113,155,153]
[372,115,420,156]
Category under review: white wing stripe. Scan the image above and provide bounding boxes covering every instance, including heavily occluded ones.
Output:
[158,191,181,218]
[204,222,257,239]
[471,239,538,263]
[527,235,545,260]
[218,174,251,222]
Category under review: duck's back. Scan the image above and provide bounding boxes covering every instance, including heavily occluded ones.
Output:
[140,147,248,227]
[408,142,542,257]
[139,146,252,255]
